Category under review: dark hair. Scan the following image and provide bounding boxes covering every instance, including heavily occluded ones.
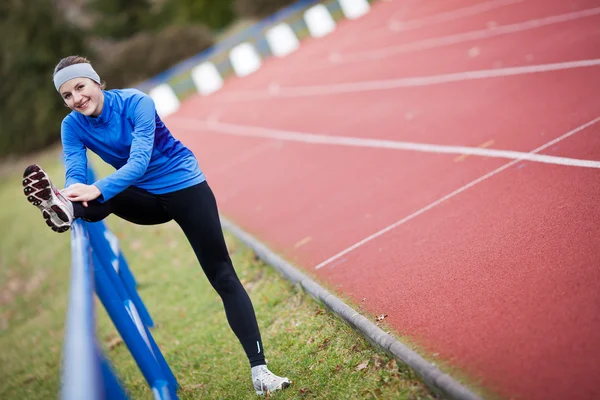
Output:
[54,55,106,89]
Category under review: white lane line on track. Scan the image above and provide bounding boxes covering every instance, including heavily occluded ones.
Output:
[335,7,600,63]
[214,59,600,101]
[168,115,600,169]
[312,116,600,270]
[316,0,526,55]
[389,0,525,30]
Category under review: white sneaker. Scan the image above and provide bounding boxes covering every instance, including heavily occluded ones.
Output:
[23,164,74,233]
[252,365,292,396]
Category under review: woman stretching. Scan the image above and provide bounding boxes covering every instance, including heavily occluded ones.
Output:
[22,55,291,396]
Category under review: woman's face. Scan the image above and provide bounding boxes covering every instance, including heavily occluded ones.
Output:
[59,77,104,117]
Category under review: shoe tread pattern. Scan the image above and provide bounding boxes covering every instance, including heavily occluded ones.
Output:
[23,164,70,233]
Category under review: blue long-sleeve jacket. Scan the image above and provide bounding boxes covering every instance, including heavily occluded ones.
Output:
[61,88,205,201]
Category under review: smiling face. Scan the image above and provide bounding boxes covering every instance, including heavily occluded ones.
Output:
[59,78,104,117]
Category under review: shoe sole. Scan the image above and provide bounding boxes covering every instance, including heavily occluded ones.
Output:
[23,165,70,233]
[255,379,292,396]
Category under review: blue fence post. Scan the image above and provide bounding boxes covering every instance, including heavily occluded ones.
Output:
[141,322,179,397]
[90,221,155,328]
[88,223,178,397]
[117,250,138,290]
[93,254,177,400]
[86,168,139,289]
[103,223,139,291]
[85,165,152,326]
[99,354,129,400]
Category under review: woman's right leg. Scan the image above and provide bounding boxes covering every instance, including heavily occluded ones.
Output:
[23,164,170,231]
[75,186,171,225]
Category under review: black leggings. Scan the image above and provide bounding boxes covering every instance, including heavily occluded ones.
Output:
[74,181,265,367]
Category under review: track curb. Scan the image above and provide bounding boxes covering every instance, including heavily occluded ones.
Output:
[221,217,483,400]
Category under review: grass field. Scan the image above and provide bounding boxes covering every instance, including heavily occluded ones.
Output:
[0,150,436,399]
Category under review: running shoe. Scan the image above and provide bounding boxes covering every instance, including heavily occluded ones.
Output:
[22,164,74,233]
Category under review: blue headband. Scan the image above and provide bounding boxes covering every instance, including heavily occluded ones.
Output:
[53,63,101,92]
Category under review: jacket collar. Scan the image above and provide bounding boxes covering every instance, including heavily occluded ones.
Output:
[87,90,111,126]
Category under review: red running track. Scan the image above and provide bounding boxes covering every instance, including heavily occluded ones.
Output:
[166,0,600,399]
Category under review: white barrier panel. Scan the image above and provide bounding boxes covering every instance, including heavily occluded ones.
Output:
[191,62,224,95]
[149,84,179,118]
[339,0,370,19]
[103,229,120,272]
[266,23,300,57]
[229,42,262,77]
[304,4,336,38]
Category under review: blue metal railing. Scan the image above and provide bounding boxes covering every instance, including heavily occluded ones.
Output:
[60,167,178,400]
[61,220,104,400]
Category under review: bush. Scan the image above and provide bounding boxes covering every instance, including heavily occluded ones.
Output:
[86,0,160,40]
[234,0,300,19]
[0,0,92,158]
[97,24,215,89]
[160,0,236,31]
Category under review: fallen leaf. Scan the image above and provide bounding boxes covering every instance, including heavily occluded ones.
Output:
[318,338,330,350]
[107,337,123,350]
[182,383,206,392]
[299,387,312,395]
[387,359,397,370]
[356,360,369,371]
[376,314,388,322]
[373,357,385,370]
[188,384,205,390]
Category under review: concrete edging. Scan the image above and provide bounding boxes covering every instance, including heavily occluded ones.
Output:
[220,217,483,400]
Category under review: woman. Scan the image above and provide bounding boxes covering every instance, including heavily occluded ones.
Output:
[22,55,291,396]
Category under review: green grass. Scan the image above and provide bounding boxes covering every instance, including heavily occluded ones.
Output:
[0,152,437,399]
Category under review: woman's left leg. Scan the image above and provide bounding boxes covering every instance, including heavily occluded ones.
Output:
[162,181,264,366]
[161,181,291,395]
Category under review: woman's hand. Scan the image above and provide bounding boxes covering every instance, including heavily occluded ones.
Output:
[62,183,102,207]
